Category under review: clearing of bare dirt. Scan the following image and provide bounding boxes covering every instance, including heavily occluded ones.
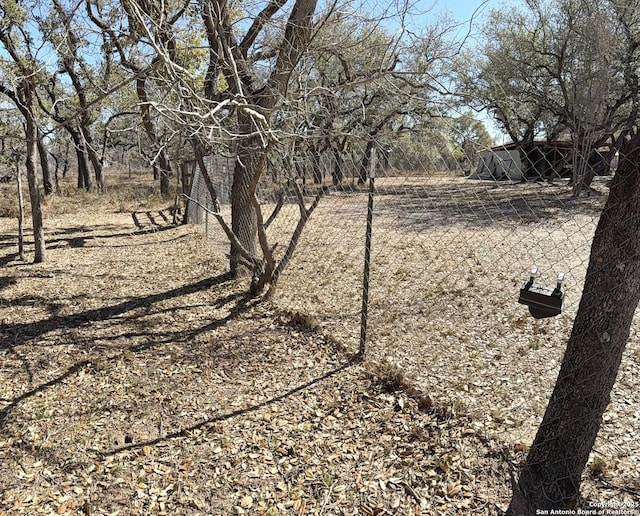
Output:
[1,170,639,515]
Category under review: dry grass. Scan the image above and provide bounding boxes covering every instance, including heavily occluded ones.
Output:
[0,197,19,219]
[1,170,639,515]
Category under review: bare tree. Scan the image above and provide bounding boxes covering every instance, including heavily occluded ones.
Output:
[198,0,320,281]
[88,0,456,296]
[0,9,46,263]
[47,0,106,191]
[104,0,324,290]
[86,0,187,197]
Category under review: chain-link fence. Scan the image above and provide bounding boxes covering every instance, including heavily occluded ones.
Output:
[186,140,640,509]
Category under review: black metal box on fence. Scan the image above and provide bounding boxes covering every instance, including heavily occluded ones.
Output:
[518,268,564,319]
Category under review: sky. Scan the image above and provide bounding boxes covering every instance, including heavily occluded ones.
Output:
[371,0,509,53]
[404,0,512,143]
[408,0,499,39]
[433,0,494,22]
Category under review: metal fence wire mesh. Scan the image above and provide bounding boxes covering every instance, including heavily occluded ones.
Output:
[187,140,640,509]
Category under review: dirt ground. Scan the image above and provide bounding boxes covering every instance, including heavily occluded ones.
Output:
[1,172,639,515]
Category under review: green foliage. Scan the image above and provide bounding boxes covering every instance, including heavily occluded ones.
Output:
[0,0,27,28]
[388,113,493,174]
[458,0,639,146]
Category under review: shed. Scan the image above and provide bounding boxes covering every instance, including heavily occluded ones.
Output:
[475,141,573,181]
[475,145,521,180]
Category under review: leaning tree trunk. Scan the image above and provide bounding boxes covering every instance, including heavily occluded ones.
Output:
[508,130,640,513]
[198,0,318,284]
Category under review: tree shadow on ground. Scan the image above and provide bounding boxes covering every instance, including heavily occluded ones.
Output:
[0,274,18,290]
[97,360,355,457]
[0,250,20,267]
[131,208,178,229]
[0,263,357,482]
[0,272,236,351]
[0,270,248,426]
[0,223,186,259]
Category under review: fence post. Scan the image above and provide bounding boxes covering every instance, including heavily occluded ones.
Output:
[359,147,376,358]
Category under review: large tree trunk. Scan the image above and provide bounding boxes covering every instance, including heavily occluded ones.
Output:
[37,134,54,195]
[80,125,105,192]
[77,148,91,190]
[23,87,46,263]
[69,127,92,190]
[508,131,640,513]
[230,133,259,275]
[197,0,318,284]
